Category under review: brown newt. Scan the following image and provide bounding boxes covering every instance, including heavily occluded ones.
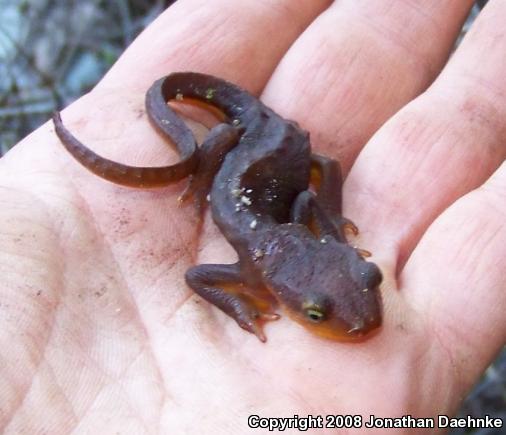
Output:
[52,72,382,342]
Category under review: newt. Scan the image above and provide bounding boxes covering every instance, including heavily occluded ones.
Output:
[52,72,382,342]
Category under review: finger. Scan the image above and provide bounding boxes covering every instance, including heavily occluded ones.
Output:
[99,0,331,93]
[402,161,506,395]
[346,1,506,267]
[262,0,474,171]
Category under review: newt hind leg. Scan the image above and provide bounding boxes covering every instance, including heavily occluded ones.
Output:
[178,123,242,215]
[185,263,279,342]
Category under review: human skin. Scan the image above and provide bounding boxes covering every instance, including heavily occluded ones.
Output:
[1,0,505,433]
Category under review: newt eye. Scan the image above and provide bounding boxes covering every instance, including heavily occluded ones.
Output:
[304,307,325,323]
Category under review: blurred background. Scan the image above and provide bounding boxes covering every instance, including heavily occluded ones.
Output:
[0,1,503,432]
[0,0,174,153]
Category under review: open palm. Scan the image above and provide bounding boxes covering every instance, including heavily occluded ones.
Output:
[1,1,505,433]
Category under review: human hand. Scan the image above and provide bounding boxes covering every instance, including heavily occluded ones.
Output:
[1,1,505,433]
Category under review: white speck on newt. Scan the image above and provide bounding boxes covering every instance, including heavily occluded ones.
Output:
[240,195,252,206]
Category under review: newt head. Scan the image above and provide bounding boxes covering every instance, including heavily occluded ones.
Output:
[259,227,383,341]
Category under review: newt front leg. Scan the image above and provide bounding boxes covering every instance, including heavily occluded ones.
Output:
[291,154,358,242]
[310,154,359,237]
[185,263,279,342]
